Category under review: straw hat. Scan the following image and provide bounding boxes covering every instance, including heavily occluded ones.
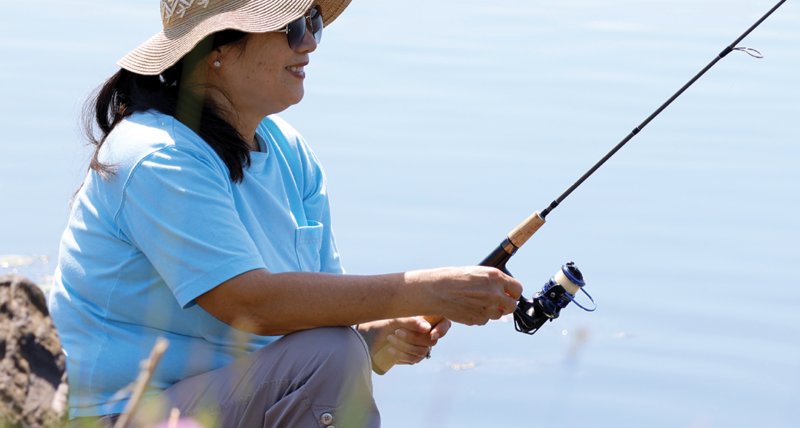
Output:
[118,0,352,76]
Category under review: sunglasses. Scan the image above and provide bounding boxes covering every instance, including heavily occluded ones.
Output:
[278,7,323,51]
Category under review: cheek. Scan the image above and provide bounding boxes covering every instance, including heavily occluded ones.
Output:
[256,59,286,86]
[257,59,276,74]
[235,60,278,95]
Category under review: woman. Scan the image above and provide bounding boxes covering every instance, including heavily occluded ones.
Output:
[49,0,523,426]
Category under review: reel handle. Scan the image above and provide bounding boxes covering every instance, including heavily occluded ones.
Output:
[371,315,443,375]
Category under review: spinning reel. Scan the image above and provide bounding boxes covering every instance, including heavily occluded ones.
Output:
[479,239,595,335]
[512,261,595,335]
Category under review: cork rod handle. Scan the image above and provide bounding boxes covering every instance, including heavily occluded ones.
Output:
[507,211,546,248]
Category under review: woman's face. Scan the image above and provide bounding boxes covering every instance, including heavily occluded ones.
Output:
[210,24,318,122]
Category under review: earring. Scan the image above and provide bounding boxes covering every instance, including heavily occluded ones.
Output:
[214,60,221,67]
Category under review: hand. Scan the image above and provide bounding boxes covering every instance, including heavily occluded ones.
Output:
[359,317,452,365]
[413,266,522,326]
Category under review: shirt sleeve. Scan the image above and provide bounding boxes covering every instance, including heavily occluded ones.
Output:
[115,146,266,308]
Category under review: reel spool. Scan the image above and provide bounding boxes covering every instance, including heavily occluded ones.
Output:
[513,261,596,335]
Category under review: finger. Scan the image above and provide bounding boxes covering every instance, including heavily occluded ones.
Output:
[388,348,427,365]
[499,295,518,315]
[416,318,433,333]
[391,317,432,334]
[387,335,430,364]
[395,328,437,347]
[430,318,451,340]
[487,304,505,320]
[503,277,523,300]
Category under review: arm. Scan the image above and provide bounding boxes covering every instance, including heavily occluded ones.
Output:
[195,265,522,336]
[116,145,519,337]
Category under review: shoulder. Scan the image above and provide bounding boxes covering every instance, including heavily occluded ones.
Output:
[260,114,301,139]
[83,111,231,214]
[259,115,322,164]
[258,115,305,151]
[257,115,327,197]
[100,111,229,178]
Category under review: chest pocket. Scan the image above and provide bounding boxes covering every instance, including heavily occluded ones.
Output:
[295,220,323,272]
[260,118,323,272]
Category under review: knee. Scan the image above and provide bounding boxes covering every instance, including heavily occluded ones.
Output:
[269,328,379,426]
[282,326,370,372]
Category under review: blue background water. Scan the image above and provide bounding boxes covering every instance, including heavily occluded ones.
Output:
[1,1,798,427]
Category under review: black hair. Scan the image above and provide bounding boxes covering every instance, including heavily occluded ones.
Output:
[83,30,252,183]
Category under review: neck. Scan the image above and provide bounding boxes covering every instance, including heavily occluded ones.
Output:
[232,112,260,151]
[183,66,261,151]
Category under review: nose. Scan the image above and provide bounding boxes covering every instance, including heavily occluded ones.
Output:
[296,26,317,53]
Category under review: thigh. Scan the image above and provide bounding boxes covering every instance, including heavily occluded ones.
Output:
[142,326,379,428]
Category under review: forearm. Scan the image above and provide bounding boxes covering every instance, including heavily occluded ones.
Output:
[195,268,435,336]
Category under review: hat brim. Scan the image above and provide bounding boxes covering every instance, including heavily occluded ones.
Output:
[118,0,352,76]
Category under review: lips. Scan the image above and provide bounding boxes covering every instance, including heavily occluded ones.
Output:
[286,62,308,78]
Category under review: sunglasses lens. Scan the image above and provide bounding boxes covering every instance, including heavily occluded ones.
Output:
[309,8,323,44]
[285,8,323,50]
[286,17,306,50]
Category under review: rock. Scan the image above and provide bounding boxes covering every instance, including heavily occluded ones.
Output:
[0,274,68,428]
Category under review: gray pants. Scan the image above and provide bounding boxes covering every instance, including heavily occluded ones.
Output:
[75,326,380,428]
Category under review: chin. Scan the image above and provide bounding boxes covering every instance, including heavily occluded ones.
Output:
[291,88,305,105]
[282,93,305,111]
[265,97,304,115]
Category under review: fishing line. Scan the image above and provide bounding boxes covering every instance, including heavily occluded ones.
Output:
[722,49,761,95]
[539,0,785,221]
[371,0,787,374]
[478,0,787,336]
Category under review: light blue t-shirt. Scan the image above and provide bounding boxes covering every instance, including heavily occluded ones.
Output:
[47,111,343,418]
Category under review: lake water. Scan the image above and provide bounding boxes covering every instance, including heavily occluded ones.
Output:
[2,0,798,427]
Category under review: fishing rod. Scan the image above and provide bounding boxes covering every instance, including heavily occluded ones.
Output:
[372,0,786,375]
